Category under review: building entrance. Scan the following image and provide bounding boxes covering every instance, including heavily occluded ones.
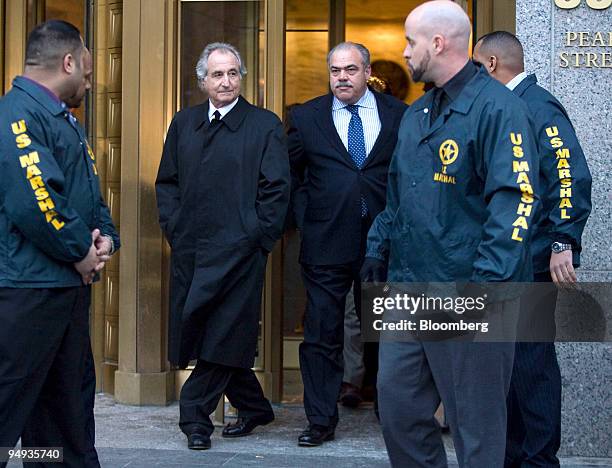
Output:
[0,0,514,405]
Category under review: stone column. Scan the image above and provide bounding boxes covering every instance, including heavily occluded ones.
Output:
[114,0,175,405]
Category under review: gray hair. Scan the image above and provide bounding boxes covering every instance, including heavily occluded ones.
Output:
[195,42,247,82]
[327,42,371,68]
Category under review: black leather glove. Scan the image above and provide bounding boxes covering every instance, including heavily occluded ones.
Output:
[360,257,388,283]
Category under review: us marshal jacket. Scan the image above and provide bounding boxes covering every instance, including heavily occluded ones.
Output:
[366,68,539,283]
[513,74,592,273]
[0,76,119,288]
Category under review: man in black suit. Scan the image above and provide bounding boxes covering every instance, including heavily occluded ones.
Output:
[287,41,407,446]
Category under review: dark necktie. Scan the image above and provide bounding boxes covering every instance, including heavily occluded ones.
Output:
[346,104,368,217]
[346,105,367,168]
[211,110,221,123]
[430,87,445,123]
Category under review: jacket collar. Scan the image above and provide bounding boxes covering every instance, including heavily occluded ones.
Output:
[195,95,251,131]
[513,73,538,98]
[412,67,490,117]
[413,67,491,141]
[12,76,66,116]
[440,59,479,104]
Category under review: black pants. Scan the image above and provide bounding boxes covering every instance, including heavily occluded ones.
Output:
[299,220,370,428]
[82,339,101,468]
[505,272,561,467]
[0,287,90,468]
[179,359,273,437]
[20,342,99,468]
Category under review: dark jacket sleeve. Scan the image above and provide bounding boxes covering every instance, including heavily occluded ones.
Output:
[256,120,291,252]
[534,104,592,250]
[98,198,120,252]
[155,116,181,243]
[471,102,540,282]
[0,111,92,262]
[286,107,308,230]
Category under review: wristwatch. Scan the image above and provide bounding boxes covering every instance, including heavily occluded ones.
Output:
[551,241,572,254]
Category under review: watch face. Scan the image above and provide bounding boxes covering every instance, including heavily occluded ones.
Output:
[552,242,570,253]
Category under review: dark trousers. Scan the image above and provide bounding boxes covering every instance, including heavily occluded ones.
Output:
[179,359,273,437]
[299,221,370,428]
[506,272,561,467]
[378,300,518,468]
[21,343,100,468]
[82,341,101,468]
[0,287,90,468]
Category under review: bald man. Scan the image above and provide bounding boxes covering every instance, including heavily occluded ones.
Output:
[363,3,539,467]
[474,32,592,467]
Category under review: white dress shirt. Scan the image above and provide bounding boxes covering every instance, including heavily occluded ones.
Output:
[506,71,528,91]
[208,97,239,122]
[332,88,381,157]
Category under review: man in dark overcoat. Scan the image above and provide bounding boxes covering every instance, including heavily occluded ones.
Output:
[155,42,290,450]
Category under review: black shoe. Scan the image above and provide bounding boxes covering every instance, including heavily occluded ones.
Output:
[298,424,335,447]
[222,414,274,438]
[339,382,362,408]
[187,433,211,450]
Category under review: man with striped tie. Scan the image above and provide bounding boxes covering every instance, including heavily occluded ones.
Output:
[287,41,407,447]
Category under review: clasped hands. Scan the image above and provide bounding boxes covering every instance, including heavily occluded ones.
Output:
[74,229,112,285]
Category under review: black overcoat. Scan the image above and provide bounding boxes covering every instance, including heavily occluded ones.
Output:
[156,96,290,369]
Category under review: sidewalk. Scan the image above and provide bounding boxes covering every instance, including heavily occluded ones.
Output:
[13,394,610,467]
[94,394,397,467]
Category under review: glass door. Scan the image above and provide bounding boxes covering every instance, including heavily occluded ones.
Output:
[179,0,265,110]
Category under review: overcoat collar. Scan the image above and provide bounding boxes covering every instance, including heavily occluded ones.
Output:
[312,90,396,169]
[194,95,251,132]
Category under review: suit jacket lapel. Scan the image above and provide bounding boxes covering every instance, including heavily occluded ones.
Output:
[313,94,355,167]
[363,93,394,169]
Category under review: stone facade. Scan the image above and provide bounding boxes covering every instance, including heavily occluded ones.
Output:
[516,0,611,458]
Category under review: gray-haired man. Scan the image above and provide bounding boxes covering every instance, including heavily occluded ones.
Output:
[287,41,407,446]
[156,42,290,450]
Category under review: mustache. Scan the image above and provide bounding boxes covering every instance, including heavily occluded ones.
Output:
[334,81,353,88]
